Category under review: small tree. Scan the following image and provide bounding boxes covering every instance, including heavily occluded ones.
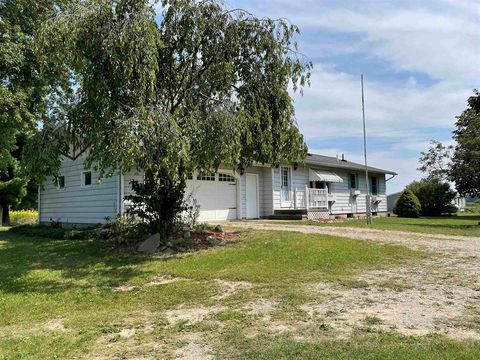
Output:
[407,179,457,216]
[393,189,421,218]
[418,140,452,181]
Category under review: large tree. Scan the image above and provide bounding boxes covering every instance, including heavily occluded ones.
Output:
[450,90,480,196]
[0,0,70,224]
[26,0,311,237]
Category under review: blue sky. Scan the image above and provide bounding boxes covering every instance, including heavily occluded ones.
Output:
[157,1,480,193]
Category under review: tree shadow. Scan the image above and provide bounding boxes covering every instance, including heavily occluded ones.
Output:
[420,215,480,222]
[0,231,155,295]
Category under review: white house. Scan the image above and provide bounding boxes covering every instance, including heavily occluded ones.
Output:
[38,153,396,225]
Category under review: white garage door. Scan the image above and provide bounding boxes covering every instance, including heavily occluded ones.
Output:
[185,172,237,221]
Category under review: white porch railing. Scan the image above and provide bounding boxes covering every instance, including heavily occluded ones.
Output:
[294,186,330,210]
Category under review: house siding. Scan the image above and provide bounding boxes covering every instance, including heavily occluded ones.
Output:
[240,166,269,218]
[272,165,388,215]
[39,156,119,225]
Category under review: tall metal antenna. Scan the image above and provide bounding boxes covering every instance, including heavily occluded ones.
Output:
[361,74,372,225]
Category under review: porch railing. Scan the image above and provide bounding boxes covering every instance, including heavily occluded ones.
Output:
[294,186,329,210]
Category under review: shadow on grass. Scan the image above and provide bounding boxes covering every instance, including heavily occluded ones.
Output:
[419,215,480,221]
[0,230,154,295]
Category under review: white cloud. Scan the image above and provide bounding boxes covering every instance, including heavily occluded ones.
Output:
[293,65,470,141]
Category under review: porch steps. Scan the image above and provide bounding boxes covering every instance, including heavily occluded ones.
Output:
[266,209,307,221]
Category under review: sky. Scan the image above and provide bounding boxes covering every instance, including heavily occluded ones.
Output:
[157,1,480,194]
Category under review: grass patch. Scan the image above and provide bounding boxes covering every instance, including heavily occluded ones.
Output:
[0,227,435,359]
[364,315,383,325]
[149,230,422,284]
[216,332,480,359]
[273,214,480,237]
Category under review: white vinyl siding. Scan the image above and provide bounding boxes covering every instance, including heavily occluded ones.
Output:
[240,166,269,218]
[272,166,388,215]
[273,165,309,209]
[39,156,119,224]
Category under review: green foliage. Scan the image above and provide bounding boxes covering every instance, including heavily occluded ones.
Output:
[8,209,38,226]
[418,140,452,181]
[393,189,421,218]
[450,90,480,197]
[125,168,187,239]
[0,0,71,169]
[465,199,480,213]
[407,179,458,216]
[95,217,150,248]
[9,224,68,239]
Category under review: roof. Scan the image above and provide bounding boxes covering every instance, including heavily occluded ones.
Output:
[304,153,397,175]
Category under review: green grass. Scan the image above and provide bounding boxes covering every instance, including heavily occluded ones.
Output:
[217,332,480,359]
[0,226,476,359]
[274,213,480,237]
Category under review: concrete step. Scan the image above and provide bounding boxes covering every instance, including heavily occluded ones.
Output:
[266,214,307,221]
[273,209,307,215]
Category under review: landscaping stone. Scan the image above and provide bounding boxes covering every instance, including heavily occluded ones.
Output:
[207,235,221,246]
[137,233,161,253]
[214,224,224,233]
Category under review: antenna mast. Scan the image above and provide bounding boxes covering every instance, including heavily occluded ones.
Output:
[361,74,372,225]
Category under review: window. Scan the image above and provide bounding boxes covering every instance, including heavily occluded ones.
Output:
[349,174,357,189]
[197,173,215,181]
[218,173,236,183]
[371,176,378,195]
[57,176,65,189]
[309,181,325,189]
[281,166,291,202]
[82,171,92,186]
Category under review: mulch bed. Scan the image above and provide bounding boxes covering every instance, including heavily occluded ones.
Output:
[191,230,241,249]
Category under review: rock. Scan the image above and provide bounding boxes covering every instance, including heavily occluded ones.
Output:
[207,235,221,246]
[163,247,175,255]
[137,233,161,253]
[214,225,224,233]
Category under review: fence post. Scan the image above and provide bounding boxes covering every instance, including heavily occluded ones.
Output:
[294,188,297,209]
[305,185,309,210]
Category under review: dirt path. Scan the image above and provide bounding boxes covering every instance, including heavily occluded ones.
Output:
[224,221,480,340]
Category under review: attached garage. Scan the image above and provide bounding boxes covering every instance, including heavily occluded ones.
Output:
[185,172,238,221]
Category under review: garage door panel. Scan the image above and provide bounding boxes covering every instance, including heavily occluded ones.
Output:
[185,177,237,221]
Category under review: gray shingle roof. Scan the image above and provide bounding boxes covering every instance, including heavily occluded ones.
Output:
[304,153,397,175]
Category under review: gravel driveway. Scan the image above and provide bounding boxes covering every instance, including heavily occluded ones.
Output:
[225,221,480,340]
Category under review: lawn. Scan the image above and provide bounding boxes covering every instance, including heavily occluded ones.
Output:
[275,214,480,237]
[0,227,479,359]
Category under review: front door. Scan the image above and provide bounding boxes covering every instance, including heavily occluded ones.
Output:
[246,174,259,219]
[281,166,292,207]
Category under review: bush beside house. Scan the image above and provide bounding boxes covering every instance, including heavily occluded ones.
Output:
[407,179,457,216]
[393,190,421,218]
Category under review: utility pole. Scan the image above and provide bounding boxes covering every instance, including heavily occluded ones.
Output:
[361,74,372,225]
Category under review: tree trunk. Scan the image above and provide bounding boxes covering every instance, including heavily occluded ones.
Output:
[0,203,9,226]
